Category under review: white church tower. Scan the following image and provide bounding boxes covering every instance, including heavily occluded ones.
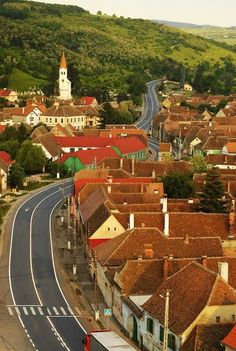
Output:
[59,52,72,100]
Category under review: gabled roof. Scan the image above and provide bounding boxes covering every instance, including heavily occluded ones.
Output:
[222,324,236,349]
[56,147,119,165]
[181,323,234,351]
[112,136,147,155]
[142,261,236,335]
[95,228,223,267]
[80,187,107,223]
[80,96,97,105]
[33,133,61,158]
[0,89,13,97]
[224,142,236,153]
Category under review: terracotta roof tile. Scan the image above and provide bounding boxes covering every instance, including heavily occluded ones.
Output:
[142,262,236,334]
[222,324,236,348]
[181,323,234,351]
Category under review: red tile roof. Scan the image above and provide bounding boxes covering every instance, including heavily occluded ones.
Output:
[0,151,11,165]
[0,89,12,97]
[80,96,97,105]
[112,136,147,155]
[222,324,236,349]
[57,147,119,165]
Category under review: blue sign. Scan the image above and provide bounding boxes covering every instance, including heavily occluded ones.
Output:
[104,308,112,316]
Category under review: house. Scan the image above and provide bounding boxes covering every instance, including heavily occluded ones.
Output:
[180,323,234,351]
[111,137,147,160]
[202,136,229,155]
[51,123,75,137]
[0,89,18,103]
[158,143,173,161]
[0,151,11,191]
[223,143,236,156]
[222,324,236,351]
[140,261,236,351]
[32,133,61,161]
[79,96,98,108]
[56,147,120,173]
[184,82,193,92]
[40,105,86,130]
[2,104,45,126]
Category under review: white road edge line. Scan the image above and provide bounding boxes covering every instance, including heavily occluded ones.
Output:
[8,180,71,350]
[49,195,87,333]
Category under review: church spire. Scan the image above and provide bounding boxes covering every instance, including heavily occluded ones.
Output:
[60,51,67,69]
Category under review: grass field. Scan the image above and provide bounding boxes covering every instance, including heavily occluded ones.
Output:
[8,68,46,92]
[181,27,236,46]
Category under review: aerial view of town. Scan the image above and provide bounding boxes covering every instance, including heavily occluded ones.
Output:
[0,0,236,350]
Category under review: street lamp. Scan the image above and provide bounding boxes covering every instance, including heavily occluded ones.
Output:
[160,290,170,351]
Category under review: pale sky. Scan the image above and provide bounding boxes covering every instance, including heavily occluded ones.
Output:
[34,0,236,27]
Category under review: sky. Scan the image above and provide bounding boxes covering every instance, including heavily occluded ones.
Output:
[34,0,236,27]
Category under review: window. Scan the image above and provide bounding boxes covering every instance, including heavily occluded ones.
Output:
[55,118,57,123]
[159,325,164,342]
[168,334,176,351]
[114,227,116,231]
[216,316,220,323]
[147,318,154,334]
[61,118,63,123]
[46,118,48,123]
[108,227,110,231]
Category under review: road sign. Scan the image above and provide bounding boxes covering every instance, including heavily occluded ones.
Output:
[104,308,112,316]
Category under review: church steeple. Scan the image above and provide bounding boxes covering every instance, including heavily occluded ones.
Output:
[58,51,72,100]
[60,51,67,69]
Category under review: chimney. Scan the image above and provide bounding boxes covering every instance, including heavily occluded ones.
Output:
[224,155,228,164]
[129,213,134,230]
[184,234,190,244]
[120,158,123,169]
[229,210,235,237]
[228,181,231,193]
[202,255,208,268]
[164,213,169,236]
[107,185,112,194]
[169,254,173,260]
[141,183,144,193]
[152,169,156,179]
[107,176,113,183]
[131,158,135,176]
[163,256,168,279]
[144,244,154,258]
[22,107,25,114]
[162,195,168,213]
[218,262,229,283]
[141,223,145,228]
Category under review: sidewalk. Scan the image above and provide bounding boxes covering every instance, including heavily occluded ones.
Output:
[54,204,139,349]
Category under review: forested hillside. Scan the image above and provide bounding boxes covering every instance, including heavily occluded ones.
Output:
[1,0,236,97]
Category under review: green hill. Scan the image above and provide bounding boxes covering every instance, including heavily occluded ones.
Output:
[1,0,236,95]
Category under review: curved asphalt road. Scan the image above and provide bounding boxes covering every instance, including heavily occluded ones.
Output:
[9,181,86,351]
[135,79,162,159]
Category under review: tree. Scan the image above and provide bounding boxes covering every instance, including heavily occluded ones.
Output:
[198,168,228,213]
[16,140,46,174]
[0,140,20,159]
[8,163,25,189]
[47,162,69,178]
[17,123,29,143]
[162,172,195,199]
[190,154,208,174]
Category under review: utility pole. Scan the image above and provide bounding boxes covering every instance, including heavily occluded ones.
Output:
[159,122,162,143]
[94,251,99,321]
[178,128,182,160]
[163,290,170,351]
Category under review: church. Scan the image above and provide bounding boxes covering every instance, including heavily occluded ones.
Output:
[58,52,72,100]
